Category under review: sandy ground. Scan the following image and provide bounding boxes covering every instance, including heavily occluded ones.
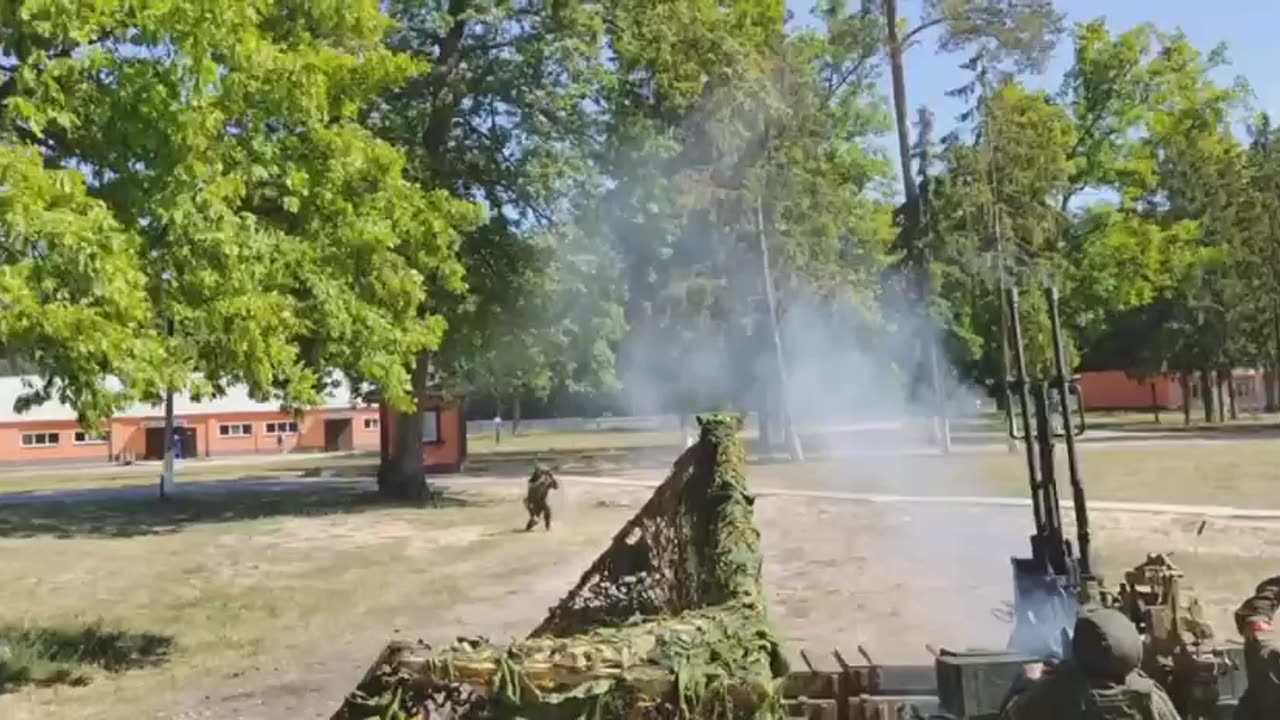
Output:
[3,477,1276,720]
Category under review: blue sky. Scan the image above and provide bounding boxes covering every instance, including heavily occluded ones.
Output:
[787,0,1280,155]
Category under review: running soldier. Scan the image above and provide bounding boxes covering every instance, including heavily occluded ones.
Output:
[523,465,559,531]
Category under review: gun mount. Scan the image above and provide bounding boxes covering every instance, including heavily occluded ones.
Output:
[779,285,1246,720]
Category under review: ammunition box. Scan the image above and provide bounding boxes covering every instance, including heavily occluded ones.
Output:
[935,652,1036,719]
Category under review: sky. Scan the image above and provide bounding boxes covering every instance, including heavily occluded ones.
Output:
[787,0,1280,161]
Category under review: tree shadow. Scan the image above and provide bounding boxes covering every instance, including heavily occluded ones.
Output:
[0,478,480,540]
[0,622,174,693]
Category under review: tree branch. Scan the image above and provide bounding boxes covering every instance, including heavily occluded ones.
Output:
[900,17,947,51]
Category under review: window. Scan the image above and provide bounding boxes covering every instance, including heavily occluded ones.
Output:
[21,432,59,448]
[264,421,299,435]
[218,423,253,437]
[363,417,379,431]
[74,430,108,445]
[1235,382,1250,398]
[421,410,441,444]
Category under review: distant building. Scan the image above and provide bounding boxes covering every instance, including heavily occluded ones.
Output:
[1078,369,1267,412]
[0,376,381,465]
[376,396,467,474]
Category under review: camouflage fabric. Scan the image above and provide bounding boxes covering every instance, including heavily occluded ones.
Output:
[1001,609,1180,720]
[1234,576,1280,720]
[333,415,788,720]
[523,467,558,531]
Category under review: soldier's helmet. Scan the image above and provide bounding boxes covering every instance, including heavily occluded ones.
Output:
[1072,608,1144,682]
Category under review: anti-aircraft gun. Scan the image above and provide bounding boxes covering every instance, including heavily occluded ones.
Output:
[780,285,1248,720]
[998,285,1246,719]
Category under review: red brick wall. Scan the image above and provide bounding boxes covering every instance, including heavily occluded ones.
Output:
[1078,371,1182,410]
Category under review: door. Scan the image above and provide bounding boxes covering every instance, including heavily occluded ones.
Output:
[323,419,354,452]
[143,426,197,459]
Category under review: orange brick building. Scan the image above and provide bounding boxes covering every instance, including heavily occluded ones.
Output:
[377,397,467,474]
[0,376,386,465]
[1078,369,1265,411]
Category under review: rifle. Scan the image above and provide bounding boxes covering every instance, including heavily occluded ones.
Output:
[1001,284,1098,660]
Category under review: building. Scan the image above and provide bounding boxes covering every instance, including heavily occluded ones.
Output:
[1078,369,1267,412]
[377,397,467,474]
[0,376,383,465]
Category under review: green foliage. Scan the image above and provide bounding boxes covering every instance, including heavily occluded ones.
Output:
[0,0,478,423]
[372,0,620,406]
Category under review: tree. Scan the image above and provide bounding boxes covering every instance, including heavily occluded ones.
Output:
[874,0,1064,447]
[1,1,478,497]
[370,0,612,495]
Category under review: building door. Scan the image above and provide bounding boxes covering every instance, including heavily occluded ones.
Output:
[323,419,354,452]
[143,427,197,460]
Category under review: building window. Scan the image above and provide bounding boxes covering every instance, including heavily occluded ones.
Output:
[363,417,379,431]
[1235,382,1250,398]
[421,410,441,444]
[21,432,60,448]
[74,430,108,445]
[218,423,253,437]
[264,421,299,435]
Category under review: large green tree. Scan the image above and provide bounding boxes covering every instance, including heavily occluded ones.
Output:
[0,1,478,497]
[368,0,619,493]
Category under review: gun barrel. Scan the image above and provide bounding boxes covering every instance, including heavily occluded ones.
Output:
[1046,286,1092,579]
[1006,287,1046,539]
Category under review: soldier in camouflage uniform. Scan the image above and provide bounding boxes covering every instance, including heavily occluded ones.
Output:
[1000,608,1180,720]
[1234,575,1280,719]
[523,465,559,531]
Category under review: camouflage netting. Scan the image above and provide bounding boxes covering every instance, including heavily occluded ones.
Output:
[333,414,789,720]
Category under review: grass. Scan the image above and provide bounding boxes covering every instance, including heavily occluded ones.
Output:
[0,623,172,692]
[2,432,1279,718]
[744,440,1280,509]
[0,478,645,720]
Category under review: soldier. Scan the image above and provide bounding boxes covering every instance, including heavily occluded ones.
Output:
[1000,608,1180,720]
[1234,575,1280,719]
[523,465,559,531]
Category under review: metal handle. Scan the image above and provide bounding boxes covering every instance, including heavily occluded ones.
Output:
[1005,384,1027,440]
[1071,382,1086,437]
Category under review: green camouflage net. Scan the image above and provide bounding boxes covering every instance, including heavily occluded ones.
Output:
[333,414,788,720]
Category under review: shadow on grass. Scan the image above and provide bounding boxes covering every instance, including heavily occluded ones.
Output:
[0,622,174,693]
[0,479,480,540]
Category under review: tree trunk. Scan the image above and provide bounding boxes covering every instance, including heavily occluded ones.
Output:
[1223,368,1239,421]
[1180,373,1192,426]
[1273,304,1280,412]
[512,394,522,436]
[159,316,176,499]
[755,193,803,462]
[494,396,503,445]
[159,387,175,499]
[883,0,917,204]
[1215,369,1230,422]
[1264,365,1278,413]
[757,388,773,453]
[378,353,431,501]
[883,1,948,453]
[1150,383,1160,424]
[1199,370,1215,423]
